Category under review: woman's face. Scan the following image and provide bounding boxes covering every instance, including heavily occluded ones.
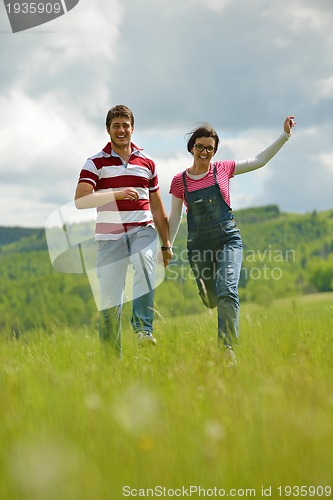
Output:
[191,136,216,165]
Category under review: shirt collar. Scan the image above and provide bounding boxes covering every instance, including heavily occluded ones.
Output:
[102,142,143,157]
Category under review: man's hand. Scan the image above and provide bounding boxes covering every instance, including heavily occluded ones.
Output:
[115,187,139,200]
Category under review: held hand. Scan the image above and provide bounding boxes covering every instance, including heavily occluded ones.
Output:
[159,248,173,268]
[115,187,140,201]
[284,116,296,134]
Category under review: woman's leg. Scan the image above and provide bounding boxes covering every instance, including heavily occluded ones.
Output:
[215,237,243,347]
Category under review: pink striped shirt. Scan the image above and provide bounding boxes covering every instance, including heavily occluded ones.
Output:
[169,160,236,210]
[78,142,159,239]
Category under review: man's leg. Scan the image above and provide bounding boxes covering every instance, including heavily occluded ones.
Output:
[129,227,157,335]
[98,306,122,356]
[96,239,128,356]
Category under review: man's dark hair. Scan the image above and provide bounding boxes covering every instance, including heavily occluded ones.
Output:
[106,105,134,130]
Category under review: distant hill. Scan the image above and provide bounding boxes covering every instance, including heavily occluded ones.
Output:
[0,227,47,253]
[0,226,44,247]
[1,204,333,263]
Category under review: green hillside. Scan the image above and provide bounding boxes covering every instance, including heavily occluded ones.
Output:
[1,205,333,333]
[0,227,37,246]
[0,227,47,254]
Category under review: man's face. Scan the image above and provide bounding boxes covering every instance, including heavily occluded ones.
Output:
[107,117,134,149]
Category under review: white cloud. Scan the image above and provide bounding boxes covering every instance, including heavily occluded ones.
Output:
[223,129,291,211]
[155,152,189,213]
[317,151,333,172]
[222,130,280,163]
[50,1,124,63]
[0,89,101,171]
[315,75,333,100]
[0,88,106,225]
[262,1,333,34]
[186,0,231,12]
[287,3,333,33]
[0,186,55,227]
[254,124,333,213]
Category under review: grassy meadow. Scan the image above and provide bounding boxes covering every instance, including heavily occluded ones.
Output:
[1,293,333,499]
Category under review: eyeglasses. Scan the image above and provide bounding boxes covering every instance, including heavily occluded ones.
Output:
[194,143,215,153]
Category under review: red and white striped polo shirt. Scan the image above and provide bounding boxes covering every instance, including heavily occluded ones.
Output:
[78,142,159,240]
[169,160,236,210]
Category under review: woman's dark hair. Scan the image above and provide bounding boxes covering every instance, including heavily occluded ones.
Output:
[186,124,220,153]
[106,104,134,130]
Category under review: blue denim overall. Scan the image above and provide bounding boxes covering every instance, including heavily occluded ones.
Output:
[183,166,243,347]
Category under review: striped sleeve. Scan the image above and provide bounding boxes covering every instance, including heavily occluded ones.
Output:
[148,161,159,192]
[169,172,185,200]
[78,159,99,188]
[215,160,236,178]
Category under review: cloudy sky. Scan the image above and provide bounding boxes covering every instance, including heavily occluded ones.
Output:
[1,0,332,228]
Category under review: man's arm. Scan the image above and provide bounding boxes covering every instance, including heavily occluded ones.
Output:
[149,190,173,267]
[74,182,139,209]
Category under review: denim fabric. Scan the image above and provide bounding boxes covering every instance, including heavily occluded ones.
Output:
[96,225,157,353]
[183,168,243,346]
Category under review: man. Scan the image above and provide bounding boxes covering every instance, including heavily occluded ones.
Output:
[75,105,172,355]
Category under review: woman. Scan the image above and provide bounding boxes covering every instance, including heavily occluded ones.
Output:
[168,116,296,364]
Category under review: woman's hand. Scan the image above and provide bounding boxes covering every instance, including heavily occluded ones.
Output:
[284,116,296,134]
[161,247,173,267]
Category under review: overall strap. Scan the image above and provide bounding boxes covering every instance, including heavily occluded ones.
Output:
[182,170,188,204]
[212,164,218,184]
[183,165,219,204]
[213,163,233,212]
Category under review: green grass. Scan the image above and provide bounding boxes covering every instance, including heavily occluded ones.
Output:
[1,294,333,499]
